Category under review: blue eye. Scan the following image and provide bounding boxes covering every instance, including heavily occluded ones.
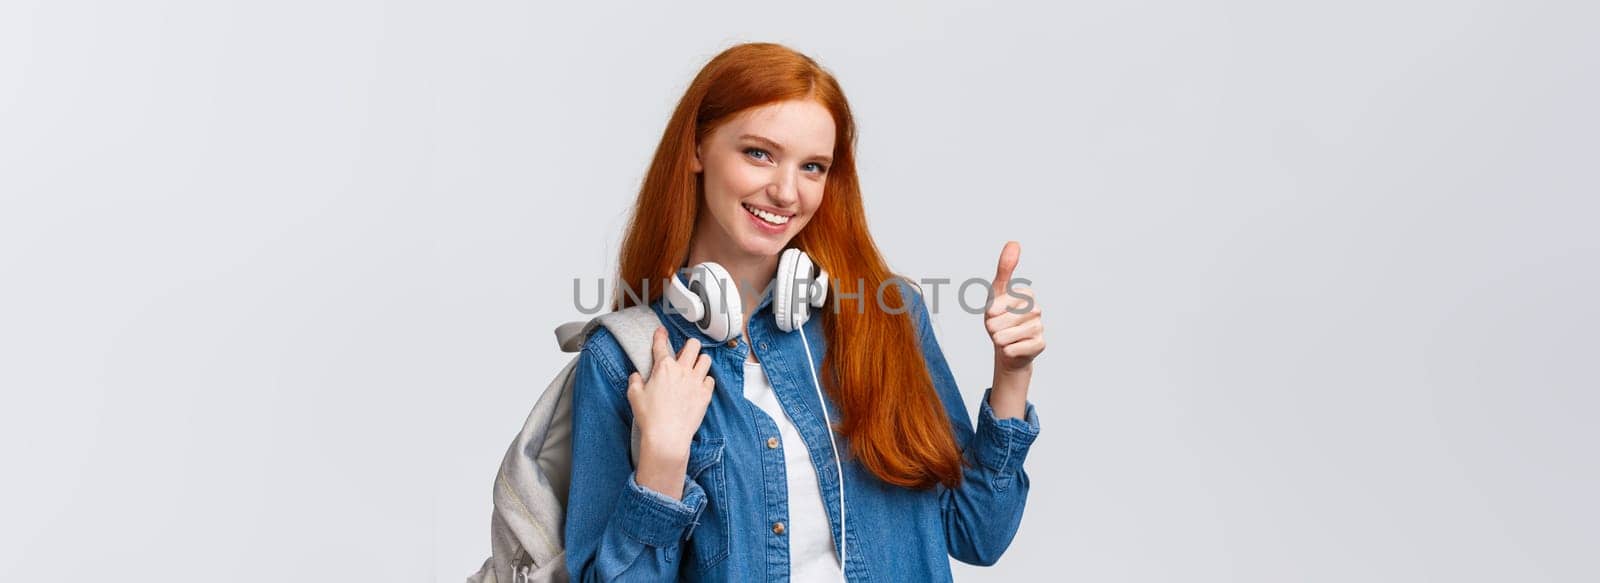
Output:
[804,162,828,174]
[744,148,770,161]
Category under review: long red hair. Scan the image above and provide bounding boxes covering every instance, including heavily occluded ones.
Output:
[611,42,963,490]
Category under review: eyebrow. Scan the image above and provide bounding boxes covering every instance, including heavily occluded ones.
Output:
[739,134,833,165]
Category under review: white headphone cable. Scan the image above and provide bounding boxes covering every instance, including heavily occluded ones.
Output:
[798,326,847,579]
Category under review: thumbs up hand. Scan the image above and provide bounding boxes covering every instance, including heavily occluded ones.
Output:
[985,241,1045,373]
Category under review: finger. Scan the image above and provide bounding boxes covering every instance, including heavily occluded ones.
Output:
[693,353,712,377]
[991,240,1021,297]
[987,285,1034,317]
[649,326,671,366]
[627,371,643,393]
[985,307,1039,335]
[1001,336,1046,359]
[701,376,716,392]
[992,318,1043,346]
[677,337,702,368]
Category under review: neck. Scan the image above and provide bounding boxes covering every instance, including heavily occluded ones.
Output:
[685,235,778,341]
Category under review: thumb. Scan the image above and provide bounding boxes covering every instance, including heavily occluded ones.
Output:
[992,241,1021,295]
[649,325,671,365]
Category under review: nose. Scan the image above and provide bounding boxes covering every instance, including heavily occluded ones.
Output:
[768,166,800,208]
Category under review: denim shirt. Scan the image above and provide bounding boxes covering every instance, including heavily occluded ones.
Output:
[564,280,1042,582]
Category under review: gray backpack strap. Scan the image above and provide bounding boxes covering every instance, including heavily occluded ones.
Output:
[595,307,663,371]
[553,304,664,465]
[555,305,661,374]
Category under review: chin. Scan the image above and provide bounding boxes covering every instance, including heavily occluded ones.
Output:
[737,236,789,258]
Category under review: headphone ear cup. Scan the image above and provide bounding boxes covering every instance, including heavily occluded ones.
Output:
[686,278,712,329]
[810,267,829,308]
[665,267,705,323]
[696,262,742,342]
[775,249,800,332]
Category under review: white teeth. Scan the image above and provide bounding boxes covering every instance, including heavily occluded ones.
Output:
[743,203,791,225]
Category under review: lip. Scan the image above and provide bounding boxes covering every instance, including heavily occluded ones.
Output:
[741,201,796,218]
[741,202,792,235]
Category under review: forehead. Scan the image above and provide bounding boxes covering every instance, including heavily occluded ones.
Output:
[718,99,836,155]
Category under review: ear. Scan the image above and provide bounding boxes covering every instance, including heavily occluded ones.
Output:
[690,143,703,173]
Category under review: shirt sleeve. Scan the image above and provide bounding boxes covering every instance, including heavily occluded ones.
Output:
[905,282,1042,566]
[565,330,704,581]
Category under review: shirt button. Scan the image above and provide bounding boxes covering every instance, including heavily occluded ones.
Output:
[772,521,786,535]
[766,437,779,449]
[759,342,769,351]
[726,338,738,348]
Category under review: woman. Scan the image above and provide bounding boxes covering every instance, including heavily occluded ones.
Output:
[565,42,1045,581]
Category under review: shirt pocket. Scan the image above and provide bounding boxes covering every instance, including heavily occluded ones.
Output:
[685,435,729,570]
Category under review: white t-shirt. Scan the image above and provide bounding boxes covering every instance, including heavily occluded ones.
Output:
[742,359,845,581]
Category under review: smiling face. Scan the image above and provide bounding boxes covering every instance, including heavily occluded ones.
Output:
[690,98,836,261]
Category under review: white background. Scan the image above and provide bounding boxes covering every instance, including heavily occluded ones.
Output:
[2,1,1596,581]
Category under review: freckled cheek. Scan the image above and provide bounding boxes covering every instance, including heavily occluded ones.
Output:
[800,184,825,215]
[720,164,771,196]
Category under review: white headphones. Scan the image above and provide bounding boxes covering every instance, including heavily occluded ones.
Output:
[662,246,850,574]
[664,247,830,342]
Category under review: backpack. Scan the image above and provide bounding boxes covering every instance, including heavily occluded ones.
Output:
[466,305,663,583]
